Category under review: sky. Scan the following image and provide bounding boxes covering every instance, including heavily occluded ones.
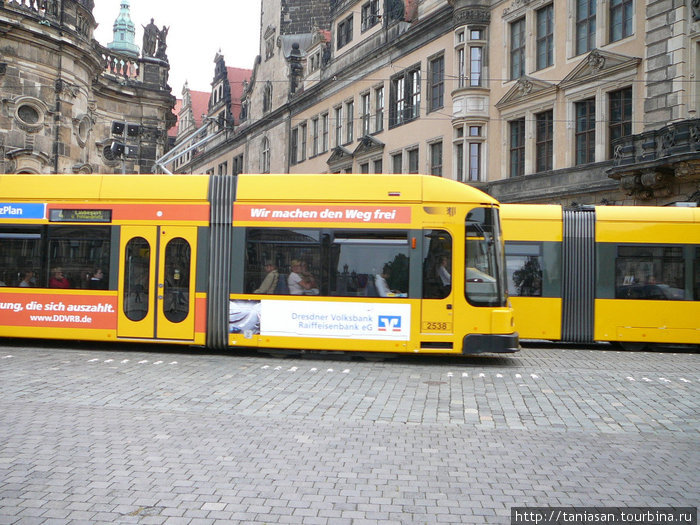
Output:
[92,0,262,95]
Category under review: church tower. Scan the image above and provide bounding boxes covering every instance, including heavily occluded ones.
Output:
[108,0,140,58]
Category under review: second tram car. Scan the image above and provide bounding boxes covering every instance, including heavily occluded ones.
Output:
[0,173,518,355]
[501,204,700,349]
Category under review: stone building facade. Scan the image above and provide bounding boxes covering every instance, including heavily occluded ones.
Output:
[0,0,175,175]
[171,0,699,206]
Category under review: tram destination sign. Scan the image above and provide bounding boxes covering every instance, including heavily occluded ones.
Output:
[49,209,112,223]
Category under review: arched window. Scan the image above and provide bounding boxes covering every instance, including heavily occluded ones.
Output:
[263,82,272,113]
[261,137,270,173]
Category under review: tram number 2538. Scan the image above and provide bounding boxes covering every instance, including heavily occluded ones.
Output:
[423,321,452,331]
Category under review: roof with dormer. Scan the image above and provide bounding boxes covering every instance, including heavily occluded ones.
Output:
[227,67,252,123]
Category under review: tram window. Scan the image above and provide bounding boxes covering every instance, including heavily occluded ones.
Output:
[695,248,700,301]
[244,228,410,297]
[123,237,150,322]
[163,238,191,323]
[0,227,44,287]
[331,231,409,297]
[465,207,506,306]
[47,226,111,290]
[245,228,324,295]
[423,230,452,299]
[505,243,543,297]
[615,245,686,300]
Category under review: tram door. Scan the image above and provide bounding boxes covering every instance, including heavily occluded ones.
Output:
[420,229,454,339]
[118,226,197,341]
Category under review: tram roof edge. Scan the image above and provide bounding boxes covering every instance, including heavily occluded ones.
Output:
[0,174,211,201]
[235,173,499,205]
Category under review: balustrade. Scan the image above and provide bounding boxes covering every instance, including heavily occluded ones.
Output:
[101,48,140,80]
[612,119,700,167]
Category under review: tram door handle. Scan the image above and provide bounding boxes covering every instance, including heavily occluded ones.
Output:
[446,304,452,310]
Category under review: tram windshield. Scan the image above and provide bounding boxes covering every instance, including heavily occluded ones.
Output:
[465,207,507,306]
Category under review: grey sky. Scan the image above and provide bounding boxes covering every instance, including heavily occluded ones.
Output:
[93,0,262,94]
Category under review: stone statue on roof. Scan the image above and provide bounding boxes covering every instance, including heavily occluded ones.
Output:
[142,18,158,57]
[156,25,169,61]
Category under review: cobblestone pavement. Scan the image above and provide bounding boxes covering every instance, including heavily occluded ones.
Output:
[0,340,697,524]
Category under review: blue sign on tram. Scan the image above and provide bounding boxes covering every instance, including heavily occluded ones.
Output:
[0,203,46,219]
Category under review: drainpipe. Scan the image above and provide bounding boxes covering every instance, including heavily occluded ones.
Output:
[52,1,65,174]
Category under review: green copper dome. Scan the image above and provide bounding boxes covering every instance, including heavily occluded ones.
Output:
[107,0,139,58]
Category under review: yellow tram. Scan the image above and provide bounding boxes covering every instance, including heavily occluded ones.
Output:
[501,204,699,349]
[0,174,518,355]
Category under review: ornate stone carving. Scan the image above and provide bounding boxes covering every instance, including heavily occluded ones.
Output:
[55,79,78,98]
[516,78,533,97]
[76,13,90,37]
[674,160,700,180]
[71,162,93,174]
[587,50,605,72]
[612,144,624,164]
[661,127,676,154]
[454,8,491,26]
[620,174,640,194]
[640,169,672,189]
[503,0,531,17]
[690,123,700,145]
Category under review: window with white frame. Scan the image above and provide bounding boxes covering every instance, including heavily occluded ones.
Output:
[337,15,353,49]
[290,127,299,165]
[361,93,371,136]
[608,86,632,159]
[345,100,354,144]
[334,106,342,147]
[300,123,307,162]
[535,110,553,172]
[576,0,596,55]
[454,124,484,182]
[455,141,464,181]
[536,4,554,71]
[312,117,319,156]
[233,154,243,175]
[390,65,421,128]
[575,98,596,165]
[509,118,525,177]
[429,54,445,112]
[374,86,384,133]
[261,137,270,173]
[321,113,329,153]
[457,30,466,88]
[609,0,633,43]
[309,50,322,73]
[456,28,485,89]
[392,152,402,174]
[407,147,419,174]
[361,0,380,32]
[510,17,526,80]
[430,141,443,177]
[470,47,483,87]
